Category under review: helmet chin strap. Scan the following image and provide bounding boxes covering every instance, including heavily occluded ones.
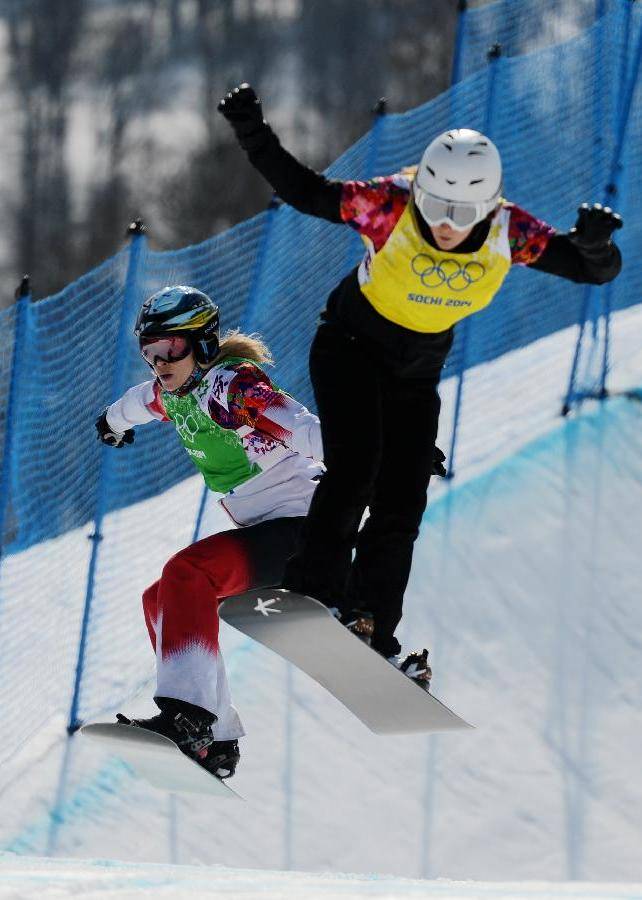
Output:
[163,363,207,397]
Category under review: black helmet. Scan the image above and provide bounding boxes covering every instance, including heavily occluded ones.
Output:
[134,285,220,365]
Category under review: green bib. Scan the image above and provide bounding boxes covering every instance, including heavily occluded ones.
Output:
[161,358,265,493]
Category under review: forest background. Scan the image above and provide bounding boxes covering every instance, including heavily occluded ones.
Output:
[0,0,462,303]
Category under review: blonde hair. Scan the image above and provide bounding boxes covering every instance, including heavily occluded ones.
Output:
[213,329,274,366]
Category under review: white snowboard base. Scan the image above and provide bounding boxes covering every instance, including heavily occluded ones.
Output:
[220,588,472,735]
[81,723,242,799]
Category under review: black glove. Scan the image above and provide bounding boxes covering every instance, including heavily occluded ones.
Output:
[432,445,447,478]
[95,409,134,448]
[568,203,623,250]
[217,83,269,152]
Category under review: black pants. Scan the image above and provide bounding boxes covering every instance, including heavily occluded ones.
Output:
[284,318,441,657]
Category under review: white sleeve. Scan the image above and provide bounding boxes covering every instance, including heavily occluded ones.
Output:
[263,394,323,461]
[289,401,323,461]
[105,381,165,433]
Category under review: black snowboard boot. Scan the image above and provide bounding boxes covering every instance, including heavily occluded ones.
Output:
[394,649,432,692]
[117,696,240,779]
[340,609,375,644]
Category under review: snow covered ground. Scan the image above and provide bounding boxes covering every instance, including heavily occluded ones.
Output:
[1,854,642,899]
[0,306,641,894]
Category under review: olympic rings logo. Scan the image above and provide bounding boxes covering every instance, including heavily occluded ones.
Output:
[174,412,200,444]
[411,254,486,292]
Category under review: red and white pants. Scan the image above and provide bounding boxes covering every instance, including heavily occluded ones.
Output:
[142,516,303,740]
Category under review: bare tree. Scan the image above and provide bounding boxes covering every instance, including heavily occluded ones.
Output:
[157,0,279,246]
[5,0,86,295]
[0,0,457,297]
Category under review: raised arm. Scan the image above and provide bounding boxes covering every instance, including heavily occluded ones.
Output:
[520,202,623,284]
[218,83,343,223]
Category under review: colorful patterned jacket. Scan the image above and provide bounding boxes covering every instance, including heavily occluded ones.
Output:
[106,358,323,527]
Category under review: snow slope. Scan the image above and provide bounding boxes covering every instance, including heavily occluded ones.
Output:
[0,309,641,887]
[1,853,642,900]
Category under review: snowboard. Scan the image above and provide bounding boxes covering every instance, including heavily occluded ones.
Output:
[219,588,472,734]
[80,722,242,799]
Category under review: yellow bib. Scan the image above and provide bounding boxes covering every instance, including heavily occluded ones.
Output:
[358,201,512,333]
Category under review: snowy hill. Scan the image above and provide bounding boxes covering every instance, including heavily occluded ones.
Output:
[2,853,642,900]
[0,311,641,887]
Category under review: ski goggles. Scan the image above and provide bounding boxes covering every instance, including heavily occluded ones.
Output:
[140,335,192,365]
[413,183,500,231]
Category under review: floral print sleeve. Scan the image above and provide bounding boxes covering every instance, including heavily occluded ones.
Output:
[207,360,300,446]
[508,203,556,266]
[206,361,320,452]
[340,175,411,251]
[207,362,282,431]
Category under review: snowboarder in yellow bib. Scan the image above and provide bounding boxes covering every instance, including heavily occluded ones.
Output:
[219,85,623,675]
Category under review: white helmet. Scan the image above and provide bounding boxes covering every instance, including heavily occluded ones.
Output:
[413,129,502,231]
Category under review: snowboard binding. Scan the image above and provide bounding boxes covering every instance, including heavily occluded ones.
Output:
[340,608,375,644]
[117,696,240,779]
[396,649,432,692]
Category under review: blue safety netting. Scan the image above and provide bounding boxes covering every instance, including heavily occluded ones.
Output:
[0,0,639,754]
[454,0,614,82]
[1,0,639,556]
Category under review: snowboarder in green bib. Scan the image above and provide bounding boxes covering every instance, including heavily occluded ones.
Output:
[95,284,324,780]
